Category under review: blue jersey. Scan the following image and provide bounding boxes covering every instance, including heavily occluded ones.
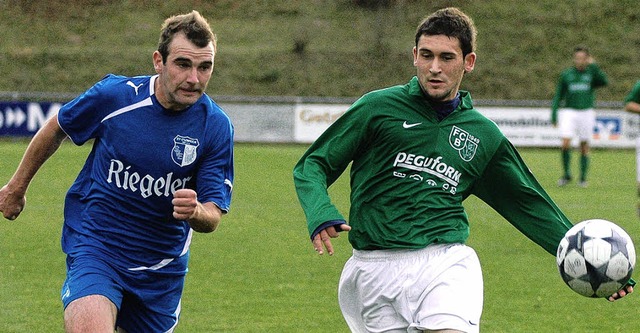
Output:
[57,74,234,274]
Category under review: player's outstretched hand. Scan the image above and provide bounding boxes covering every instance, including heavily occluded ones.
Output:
[172,188,198,220]
[312,224,351,256]
[608,284,633,302]
[0,184,26,221]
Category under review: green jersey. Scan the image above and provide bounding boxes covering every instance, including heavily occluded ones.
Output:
[624,80,640,104]
[294,77,572,254]
[551,63,608,123]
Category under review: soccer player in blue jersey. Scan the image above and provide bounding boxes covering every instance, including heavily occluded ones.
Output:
[0,10,233,333]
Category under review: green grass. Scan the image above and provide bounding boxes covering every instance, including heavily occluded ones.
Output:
[0,1,639,101]
[1,141,639,332]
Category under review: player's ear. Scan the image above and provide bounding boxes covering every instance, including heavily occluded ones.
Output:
[153,51,163,74]
[464,52,476,73]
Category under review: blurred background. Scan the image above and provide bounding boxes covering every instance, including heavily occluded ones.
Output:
[2,2,640,332]
[1,0,638,102]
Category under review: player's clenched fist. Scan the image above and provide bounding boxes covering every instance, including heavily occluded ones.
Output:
[0,185,26,221]
[172,188,198,221]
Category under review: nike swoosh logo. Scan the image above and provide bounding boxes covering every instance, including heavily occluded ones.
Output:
[403,121,422,129]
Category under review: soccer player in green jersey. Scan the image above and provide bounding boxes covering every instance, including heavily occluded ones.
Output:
[551,46,608,187]
[623,80,640,216]
[293,7,632,333]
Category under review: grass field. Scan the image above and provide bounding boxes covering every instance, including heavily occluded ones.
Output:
[1,140,639,332]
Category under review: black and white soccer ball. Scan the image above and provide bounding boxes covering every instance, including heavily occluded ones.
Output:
[556,219,636,298]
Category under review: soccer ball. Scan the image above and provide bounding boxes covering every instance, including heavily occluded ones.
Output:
[556,219,636,298]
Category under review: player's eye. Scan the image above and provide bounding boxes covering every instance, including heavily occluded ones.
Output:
[176,62,191,69]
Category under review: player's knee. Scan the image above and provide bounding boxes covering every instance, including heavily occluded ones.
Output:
[64,295,117,333]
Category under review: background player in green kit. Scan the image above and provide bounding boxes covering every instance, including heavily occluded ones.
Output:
[293,7,633,333]
[623,80,640,216]
[551,46,608,187]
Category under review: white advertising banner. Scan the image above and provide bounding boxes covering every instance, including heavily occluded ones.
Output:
[294,104,640,148]
[294,103,349,143]
[477,107,639,148]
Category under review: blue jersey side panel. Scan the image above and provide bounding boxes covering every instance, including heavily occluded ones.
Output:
[57,74,234,273]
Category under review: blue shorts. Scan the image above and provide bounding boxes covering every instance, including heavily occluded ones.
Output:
[61,254,185,332]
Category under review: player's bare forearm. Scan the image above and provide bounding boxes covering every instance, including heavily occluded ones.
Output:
[8,115,66,192]
[187,201,221,233]
[0,115,66,220]
[172,189,221,233]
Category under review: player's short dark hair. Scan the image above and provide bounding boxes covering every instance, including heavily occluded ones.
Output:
[415,7,477,57]
[574,45,590,55]
[157,10,216,64]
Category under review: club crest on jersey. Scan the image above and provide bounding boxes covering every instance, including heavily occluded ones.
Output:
[172,135,199,167]
[449,126,479,162]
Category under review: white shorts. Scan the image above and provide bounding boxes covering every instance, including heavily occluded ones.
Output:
[338,243,483,333]
[558,108,595,142]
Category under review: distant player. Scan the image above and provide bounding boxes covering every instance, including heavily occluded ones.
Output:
[623,80,640,216]
[551,45,608,187]
[293,8,632,333]
[0,11,234,332]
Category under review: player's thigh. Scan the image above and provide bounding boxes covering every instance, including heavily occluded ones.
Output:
[415,244,483,332]
[558,109,578,138]
[116,271,185,332]
[62,254,124,332]
[64,294,117,333]
[61,255,124,308]
[576,109,595,142]
[339,252,415,332]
